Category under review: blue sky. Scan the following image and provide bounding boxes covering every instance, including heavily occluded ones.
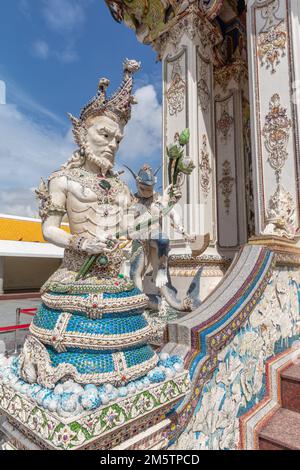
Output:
[0,0,163,217]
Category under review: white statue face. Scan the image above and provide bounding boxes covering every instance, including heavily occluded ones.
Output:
[85,115,124,168]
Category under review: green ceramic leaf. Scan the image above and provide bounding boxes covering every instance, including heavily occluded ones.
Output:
[179,128,190,146]
[167,144,183,160]
[177,157,195,175]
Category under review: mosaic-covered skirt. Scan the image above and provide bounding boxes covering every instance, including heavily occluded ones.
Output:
[24,258,158,386]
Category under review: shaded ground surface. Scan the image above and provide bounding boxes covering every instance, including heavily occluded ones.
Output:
[0,298,40,354]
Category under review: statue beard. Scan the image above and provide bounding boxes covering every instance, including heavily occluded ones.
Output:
[84,143,114,176]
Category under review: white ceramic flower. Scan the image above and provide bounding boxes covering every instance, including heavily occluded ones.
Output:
[218,415,240,450]
[216,397,239,431]
[215,355,243,388]
[237,331,264,358]
[192,383,225,437]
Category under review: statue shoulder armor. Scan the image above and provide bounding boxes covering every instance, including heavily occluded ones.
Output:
[49,169,69,183]
[35,177,67,222]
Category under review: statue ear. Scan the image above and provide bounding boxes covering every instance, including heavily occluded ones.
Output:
[123,165,138,181]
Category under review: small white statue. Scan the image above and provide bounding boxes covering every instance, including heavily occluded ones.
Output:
[125,163,195,290]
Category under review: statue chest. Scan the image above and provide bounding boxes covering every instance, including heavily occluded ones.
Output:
[65,177,128,234]
[64,169,125,202]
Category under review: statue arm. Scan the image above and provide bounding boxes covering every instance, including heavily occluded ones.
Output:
[169,207,194,241]
[41,176,71,249]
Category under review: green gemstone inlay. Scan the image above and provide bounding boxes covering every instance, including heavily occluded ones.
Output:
[99,180,111,191]
[97,255,109,267]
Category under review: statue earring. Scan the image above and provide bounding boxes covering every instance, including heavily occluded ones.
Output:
[80,147,85,157]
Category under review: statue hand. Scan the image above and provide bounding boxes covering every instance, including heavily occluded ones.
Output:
[81,236,113,255]
[172,185,182,202]
[162,184,182,207]
[184,232,197,242]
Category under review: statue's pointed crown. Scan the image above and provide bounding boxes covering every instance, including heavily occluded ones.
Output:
[68,59,141,145]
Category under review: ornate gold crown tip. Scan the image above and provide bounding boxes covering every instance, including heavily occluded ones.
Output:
[98,78,110,90]
[123,59,141,73]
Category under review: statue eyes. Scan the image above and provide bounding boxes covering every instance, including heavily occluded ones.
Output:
[100,131,121,143]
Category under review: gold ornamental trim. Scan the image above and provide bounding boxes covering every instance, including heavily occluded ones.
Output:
[249,237,300,266]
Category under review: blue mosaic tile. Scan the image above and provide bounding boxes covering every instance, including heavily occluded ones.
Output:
[32,305,60,331]
[47,344,155,375]
[124,345,154,367]
[47,348,115,374]
[65,311,148,336]
[103,288,142,299]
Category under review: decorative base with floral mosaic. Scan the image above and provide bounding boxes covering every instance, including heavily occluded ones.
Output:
[0,370,190,450]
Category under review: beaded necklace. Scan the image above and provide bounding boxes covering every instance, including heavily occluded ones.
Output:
[51,167,125,205]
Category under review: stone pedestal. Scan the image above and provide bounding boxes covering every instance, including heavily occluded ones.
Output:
[0,371,189,451]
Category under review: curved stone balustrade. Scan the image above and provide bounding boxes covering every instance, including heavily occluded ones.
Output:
[165,244,273,354]
[162,243,300,449]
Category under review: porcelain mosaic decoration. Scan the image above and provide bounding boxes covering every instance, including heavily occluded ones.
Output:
[218,160,235,215]
[170,267,300,450]
[0,57,196,450]
[257,0,287,74]
[262,94,296,239]
[199,134,212,201]
[166,59,186,117]
[0,354,189,450]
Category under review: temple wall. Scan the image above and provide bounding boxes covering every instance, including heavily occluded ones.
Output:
[247,0,300,239]
[159,5,253,261]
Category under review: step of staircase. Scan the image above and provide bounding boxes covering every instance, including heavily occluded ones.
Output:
[259,408,300,450]
[281,363,300,413]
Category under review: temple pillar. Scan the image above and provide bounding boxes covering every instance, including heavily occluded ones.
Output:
[155,8,222,249]
[213,60,250,254]
[246,0,300,241]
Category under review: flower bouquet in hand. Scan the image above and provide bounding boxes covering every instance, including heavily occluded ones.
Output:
[166,129,195,203]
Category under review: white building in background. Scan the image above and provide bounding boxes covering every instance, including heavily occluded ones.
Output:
[0,214,66,294]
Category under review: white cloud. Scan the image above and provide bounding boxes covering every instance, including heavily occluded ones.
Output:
[0,189,38,219]
[20,1,92,64]
[0,103,74,217]
[0,81,6,105]
[36,0,93,64]
[118,85,162,168]
[18,0,31,19]
[7,77,66,126]
[41,0,86,33]
[55,45,78,64]
[31,40,78,64]
[32,40,50,60]
[0,84,162,217]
